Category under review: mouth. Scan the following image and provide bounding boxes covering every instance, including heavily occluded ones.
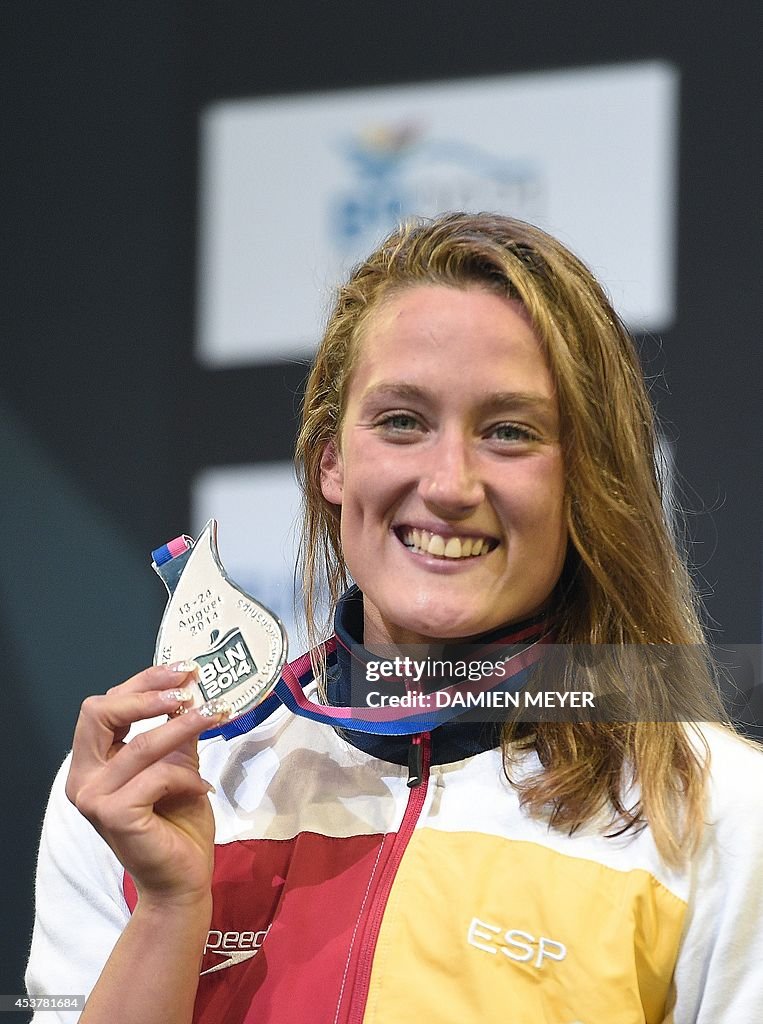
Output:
[395,526,499,560]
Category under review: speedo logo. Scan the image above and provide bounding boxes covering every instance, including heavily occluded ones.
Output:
[196,628,257,701]
[200,926,270,976]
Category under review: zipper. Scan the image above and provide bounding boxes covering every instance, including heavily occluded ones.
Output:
[407,733,424,787]
[345,731,432,1024]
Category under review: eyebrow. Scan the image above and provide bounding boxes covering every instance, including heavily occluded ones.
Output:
[362,382,557,418]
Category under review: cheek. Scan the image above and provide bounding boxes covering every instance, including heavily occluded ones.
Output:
[539,468,568,565]
[340,441,407,507]
[507,458,565,530]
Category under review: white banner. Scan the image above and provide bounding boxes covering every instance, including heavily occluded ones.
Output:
[198,62,678,366]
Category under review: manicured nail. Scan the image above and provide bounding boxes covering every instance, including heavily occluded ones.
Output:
[162,688,194,703]
[168,659,200,675]
[197,698,232,720]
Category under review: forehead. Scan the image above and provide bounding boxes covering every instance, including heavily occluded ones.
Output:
[348,284,553,400]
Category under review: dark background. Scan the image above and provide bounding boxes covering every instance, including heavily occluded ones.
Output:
[2,0,761,1002]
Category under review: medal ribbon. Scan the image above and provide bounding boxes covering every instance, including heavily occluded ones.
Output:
[203,628,552,740]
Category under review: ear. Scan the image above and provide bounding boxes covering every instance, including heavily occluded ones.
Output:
[319,439,344,506]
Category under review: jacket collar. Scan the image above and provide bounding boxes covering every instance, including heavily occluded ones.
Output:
[326,586,547,766]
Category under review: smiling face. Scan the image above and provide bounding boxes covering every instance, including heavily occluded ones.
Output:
[319,284,568,647]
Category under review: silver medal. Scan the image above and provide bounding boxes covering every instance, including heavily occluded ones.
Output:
[152,520,287,720]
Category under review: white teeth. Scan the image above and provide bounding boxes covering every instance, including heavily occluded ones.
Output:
[443,537,462,558]
[400,529,492,559]
[428,534,446,556]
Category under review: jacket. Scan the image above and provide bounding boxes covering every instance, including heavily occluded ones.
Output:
[26,591,763,1023]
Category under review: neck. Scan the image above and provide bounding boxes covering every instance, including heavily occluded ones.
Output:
[335,585,551,656]
[361,599,553,651]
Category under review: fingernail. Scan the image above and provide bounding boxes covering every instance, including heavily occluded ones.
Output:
[202,779,217,795]
[197,698,232,721]
[162,688,194,703]
[168,659,200,675]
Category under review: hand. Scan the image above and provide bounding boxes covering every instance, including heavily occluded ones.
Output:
[65,664,229,907]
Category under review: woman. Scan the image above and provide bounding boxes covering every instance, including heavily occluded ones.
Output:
[27,214,763,1023]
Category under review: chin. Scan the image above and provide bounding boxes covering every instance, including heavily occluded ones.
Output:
[395,606,492,644]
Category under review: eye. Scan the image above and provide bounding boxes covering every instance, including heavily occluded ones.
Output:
[488,422,539,444]
[375,412,422,434]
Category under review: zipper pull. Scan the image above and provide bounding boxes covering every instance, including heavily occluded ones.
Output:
[407,734,424,788]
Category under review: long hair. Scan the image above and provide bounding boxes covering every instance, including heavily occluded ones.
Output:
[294,212,729,866]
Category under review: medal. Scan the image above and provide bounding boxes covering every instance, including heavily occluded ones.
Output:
[152,520,288,720]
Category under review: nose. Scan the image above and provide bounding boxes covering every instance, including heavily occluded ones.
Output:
[417,430,485,517]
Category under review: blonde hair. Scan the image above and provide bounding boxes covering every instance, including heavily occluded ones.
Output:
[295,212,729,865]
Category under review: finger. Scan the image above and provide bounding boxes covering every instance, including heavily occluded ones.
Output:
[105,661,201,698]
[162,735,202,771]
[74,761,215,834]
[71,703,229,797]
[70,685,199,773]
[100,663,205,755]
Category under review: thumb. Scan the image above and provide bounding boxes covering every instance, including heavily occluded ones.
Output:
[164,734,201,772]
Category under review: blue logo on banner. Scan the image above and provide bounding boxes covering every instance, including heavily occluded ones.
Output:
[331,123,544,247]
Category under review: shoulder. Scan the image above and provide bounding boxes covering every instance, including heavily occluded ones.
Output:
[694,723,763,824]
[685,724,763,882]
[671,726,763,1019]
[37,752,127,882]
